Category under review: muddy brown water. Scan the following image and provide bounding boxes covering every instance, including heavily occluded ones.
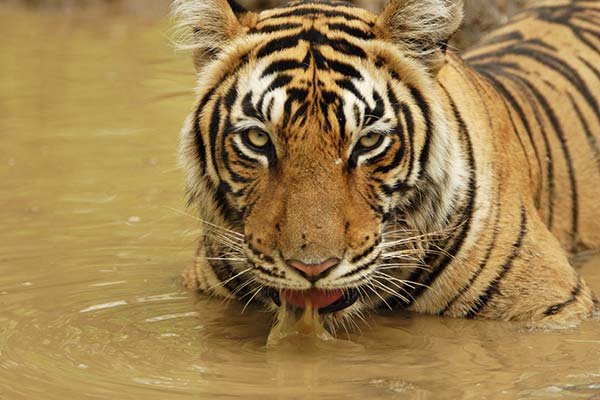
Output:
[1,7,599,400]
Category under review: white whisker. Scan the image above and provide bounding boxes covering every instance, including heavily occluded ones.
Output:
[369,279,410,304]
[242,286,265,314]
[164,206,244,238]
[207,267,253,291]
[364,283,392,310]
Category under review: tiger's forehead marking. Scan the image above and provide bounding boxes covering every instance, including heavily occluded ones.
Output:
[231,1,390,146]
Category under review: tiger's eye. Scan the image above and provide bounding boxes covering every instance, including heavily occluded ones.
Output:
[359,132,383,149]
[244,129,270,149]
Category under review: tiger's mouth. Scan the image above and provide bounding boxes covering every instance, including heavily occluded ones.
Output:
[267,287,359,314]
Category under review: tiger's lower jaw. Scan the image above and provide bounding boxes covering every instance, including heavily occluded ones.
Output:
[266,287,360,314]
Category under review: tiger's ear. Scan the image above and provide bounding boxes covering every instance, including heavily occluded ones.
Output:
[376,0,463,73]
[172,0,258,70]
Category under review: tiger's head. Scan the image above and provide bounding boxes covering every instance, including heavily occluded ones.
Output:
[174,0,467,323]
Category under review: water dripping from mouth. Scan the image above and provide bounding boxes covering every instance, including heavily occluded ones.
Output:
[267,298,334,347]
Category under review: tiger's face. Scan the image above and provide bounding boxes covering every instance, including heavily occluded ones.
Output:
[176,0,464,319]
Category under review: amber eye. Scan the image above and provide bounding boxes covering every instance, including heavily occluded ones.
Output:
[358,132,383,150]
[242,129,271,150]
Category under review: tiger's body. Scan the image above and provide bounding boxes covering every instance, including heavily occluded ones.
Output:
[175,0,600,328]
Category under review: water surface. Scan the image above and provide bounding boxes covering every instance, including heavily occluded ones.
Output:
[1,7,599,400]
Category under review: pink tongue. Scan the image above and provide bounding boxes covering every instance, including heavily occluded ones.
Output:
[281,289,344,309]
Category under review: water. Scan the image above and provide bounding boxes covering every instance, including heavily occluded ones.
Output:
[1,6,599,400]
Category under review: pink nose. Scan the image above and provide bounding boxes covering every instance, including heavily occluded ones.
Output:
[287,258,340,280]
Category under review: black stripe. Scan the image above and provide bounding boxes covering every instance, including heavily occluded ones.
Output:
[572,27,600,54]
[287,88,309,102]
[465,206,527,318]
[339,259,378,279]
[472,31,523,49]
[579,56,600,86]
[439,194,503,316]
[544,275,582,316]
[521,38,557,52]
[352,104,361,130]
[334,100,347,142]
[325,58,362,79]
[252,22,303,34]
[257,34,300,58]
[247,243,275,264]
[255,265,281,278]
[192,105,208,178]
[222,160,254,183]
[409,87,433,181]
[265,74,295,91]
[364,90,384,127]
[281,88,310,127]
[467,38,556,64]
[230,145,256,165]
[265,98,275,121]
[223,79,239,110]
[351,240,381,264]
[213,181,242,222]
[241,92,261,120]
[208,96,223,176]
[365,141,394,168]
[310,53,327,76]
[262,60,306,77]
[290,102,309,125]
[221,120,256,184]
[326,36,367,59]
[327,22,375,40]
[400,103,414,178]
[190,85,221,181]
[567,92,600,175]
[373,128,405,174]
[335,78,367,104]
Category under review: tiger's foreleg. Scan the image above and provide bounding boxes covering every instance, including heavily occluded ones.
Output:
[464,207,598,325]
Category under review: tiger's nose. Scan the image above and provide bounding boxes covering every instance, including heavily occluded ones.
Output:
[286,258,340,283]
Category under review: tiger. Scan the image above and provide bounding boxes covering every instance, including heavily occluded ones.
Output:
[173,0,600,330]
